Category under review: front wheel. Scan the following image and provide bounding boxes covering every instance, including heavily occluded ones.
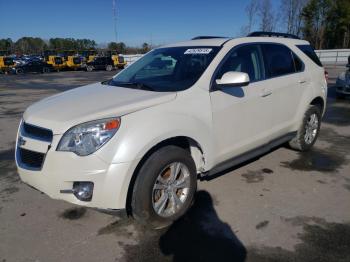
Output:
[16,68,24,74]
[131,146,197,229]
[86,66,94,72]
[289,105,321,151]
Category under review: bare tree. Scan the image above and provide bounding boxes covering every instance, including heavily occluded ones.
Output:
[280,0,307,36]
[246,0,259,33]
[259,0,275,32]
[240,0,259,36]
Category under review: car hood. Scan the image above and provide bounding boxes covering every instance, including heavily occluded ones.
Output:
[23,82,176,134]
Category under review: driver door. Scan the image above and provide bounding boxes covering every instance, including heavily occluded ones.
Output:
[210,44,273,164]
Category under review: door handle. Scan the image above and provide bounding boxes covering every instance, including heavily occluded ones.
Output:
[261,89,272,97]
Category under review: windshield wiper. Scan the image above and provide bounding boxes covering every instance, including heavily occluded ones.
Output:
[111,81,155,91]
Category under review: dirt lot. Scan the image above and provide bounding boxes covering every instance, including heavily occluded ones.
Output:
[0,70,349,262]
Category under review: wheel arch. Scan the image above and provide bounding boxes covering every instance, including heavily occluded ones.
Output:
[310,96,325,115]
[125,136,204,215]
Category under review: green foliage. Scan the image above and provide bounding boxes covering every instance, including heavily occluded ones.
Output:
[48,38,96,51]
[15,37,48,54]
[108,42,126,54]
[0,38,13,52]
[301,0,350,49]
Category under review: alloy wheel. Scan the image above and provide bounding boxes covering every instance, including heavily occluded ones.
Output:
[152,162,191,217]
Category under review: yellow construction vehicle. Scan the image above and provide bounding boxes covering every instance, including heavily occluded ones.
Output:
[63,50,82,70]
[112,54,127,69]
[44,50,66,72]
[0,50,15,73]
[81,50,97,63]
[106,50,127,69]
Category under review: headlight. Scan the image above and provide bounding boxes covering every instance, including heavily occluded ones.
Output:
[57,117,121,156]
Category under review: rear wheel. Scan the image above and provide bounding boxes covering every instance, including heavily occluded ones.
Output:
[131,146,197,229]
[86,65,94,72]
[289,105,321,151]
[16,68,24,74]
[106,65,113,71]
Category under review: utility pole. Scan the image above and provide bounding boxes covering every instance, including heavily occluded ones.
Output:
[112,0,118,43]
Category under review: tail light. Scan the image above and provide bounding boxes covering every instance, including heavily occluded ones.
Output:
[324,70,329,83]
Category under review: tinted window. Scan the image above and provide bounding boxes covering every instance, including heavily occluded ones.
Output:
[262,44,295,77]
[109,46,220,92]
[135,56,177,80]
[296,45,323,67]
[217,44,265,82]
[292,52,303,72]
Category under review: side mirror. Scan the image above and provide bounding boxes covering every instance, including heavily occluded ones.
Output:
[215,72,250,88]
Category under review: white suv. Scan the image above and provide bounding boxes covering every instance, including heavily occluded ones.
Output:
[16,32,327,228]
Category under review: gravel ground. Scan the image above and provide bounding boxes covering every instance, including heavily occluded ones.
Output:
[0,70,349,262]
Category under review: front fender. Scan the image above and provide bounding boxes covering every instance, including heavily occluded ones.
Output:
[95,101,213,169]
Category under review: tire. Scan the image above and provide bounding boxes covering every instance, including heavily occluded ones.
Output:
[16,68,24,74]
[42,67,50,73]
[131,145,197,229]
[289,105,321,151]
[86,65,94,72]
[106,65,113,71]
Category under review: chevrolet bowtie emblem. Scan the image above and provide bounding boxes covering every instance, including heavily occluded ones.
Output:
[18,136,26,146]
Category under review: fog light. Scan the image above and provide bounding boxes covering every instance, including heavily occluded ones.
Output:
[73,182,94,201]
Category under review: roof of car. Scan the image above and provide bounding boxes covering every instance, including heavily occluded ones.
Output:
[162,36,309,48]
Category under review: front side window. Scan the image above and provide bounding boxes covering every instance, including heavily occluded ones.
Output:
[108,46,220,92]
[216,44,265,82]
[262,44,295,77]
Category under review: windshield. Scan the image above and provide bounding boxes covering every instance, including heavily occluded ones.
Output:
[107,46,220,92]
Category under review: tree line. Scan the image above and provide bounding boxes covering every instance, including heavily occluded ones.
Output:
[243,0,350,49]
[0,37,151,55]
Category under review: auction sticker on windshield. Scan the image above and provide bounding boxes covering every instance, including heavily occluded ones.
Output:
[184,48,212,55]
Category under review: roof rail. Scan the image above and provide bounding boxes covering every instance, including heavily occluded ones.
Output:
[192,36,228,40]
[247,31,300,40]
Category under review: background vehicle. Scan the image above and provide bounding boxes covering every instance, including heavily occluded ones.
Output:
[106,51,127,69]
[0,50,15,73]
[16,32,327,228]
[81,50,97,63]
[14,60,53,74]
[63,50,82,70]
[335,56,350,98]
[44,50,66,72]
[85,56,114,71]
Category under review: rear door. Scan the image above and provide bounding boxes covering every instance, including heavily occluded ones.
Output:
[260,43,305,138]
[210,44,274,163]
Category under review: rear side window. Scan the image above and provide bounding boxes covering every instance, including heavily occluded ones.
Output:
[296,45,323,67]
[262,44,295,77]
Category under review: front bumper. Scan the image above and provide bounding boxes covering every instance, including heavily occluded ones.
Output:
[15,123,135,210]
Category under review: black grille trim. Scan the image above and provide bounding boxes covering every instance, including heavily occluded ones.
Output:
[18,148,45,170]
[22,122,53,142]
